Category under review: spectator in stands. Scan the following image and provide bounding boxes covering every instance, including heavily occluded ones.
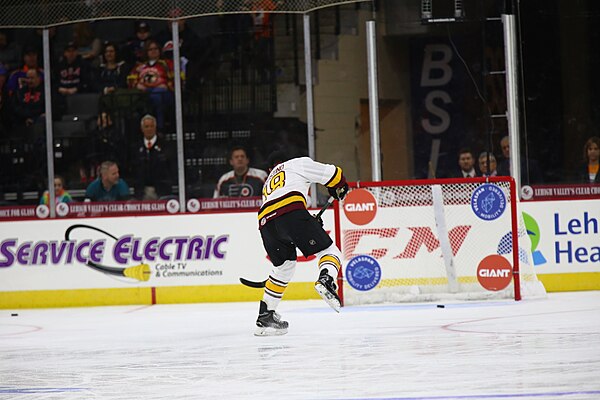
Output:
[85,160,130,202]
[122,21,153,65]
[129,39,173,129]
[452,148,477,178]
[11,68,45,127]
[214,145,268,198]
[40,175,73,205]
[54,41,91,117]
[578,136,600,184]
[0,30,21,72]
[156,8,201,57]
[95,41,129,95]
[156,9,203,89]
[497,135,543,184]
[497,136,511,176]
[6,47,44,97]
[478,152,498,177]
[72,22,102,66]
[55,42,91,95]
[94,41,131,130]
[133,114,173,199]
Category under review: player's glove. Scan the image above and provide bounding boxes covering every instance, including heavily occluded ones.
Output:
[328,182,349,201]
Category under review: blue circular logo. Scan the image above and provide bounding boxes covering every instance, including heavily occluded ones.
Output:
[470,184,507,221]
[345,255,381,291]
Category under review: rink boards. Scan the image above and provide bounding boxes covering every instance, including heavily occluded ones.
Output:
[0,199,598,308]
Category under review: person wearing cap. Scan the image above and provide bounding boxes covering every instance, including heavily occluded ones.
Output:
[122,21,153,65]
[53,41,91,117]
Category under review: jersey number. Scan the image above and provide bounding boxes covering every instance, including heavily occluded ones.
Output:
[263,171,286,200]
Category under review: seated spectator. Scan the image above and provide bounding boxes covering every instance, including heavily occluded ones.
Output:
[11,68,45,127]
[85,160,130,201]
[478,152,498,177]
[129,39,173,129]
[156,9,200,57]
[55,42,91,96]
[54,42,91,117]
[122,21,153,66]
[214,146,268,198]
[156,11,202,89]
[133,114,173,199]
[5,47,44,97]
[160,40,189,90]
[497,135,543,184]
[578,136,600,184]
[497,136,511,176]
[40,175,73,205]
[451,148,477,178]
[72,22,102,66]
[95,42,129,95]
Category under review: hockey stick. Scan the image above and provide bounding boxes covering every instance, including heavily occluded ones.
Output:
[239,196,335,289]
[65,224,151,282]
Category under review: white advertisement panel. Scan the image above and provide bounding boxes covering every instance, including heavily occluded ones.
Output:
[0,211,334,292]
[520,200,600,274]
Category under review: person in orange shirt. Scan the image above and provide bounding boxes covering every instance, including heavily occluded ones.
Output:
[579,136,600,184]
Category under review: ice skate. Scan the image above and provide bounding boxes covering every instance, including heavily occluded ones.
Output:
[254,301,288,336]
[315,268,341,312]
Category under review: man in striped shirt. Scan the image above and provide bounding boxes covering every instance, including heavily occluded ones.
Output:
[255,151,349,336]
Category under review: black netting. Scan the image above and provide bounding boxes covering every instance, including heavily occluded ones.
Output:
[1,0,368,28]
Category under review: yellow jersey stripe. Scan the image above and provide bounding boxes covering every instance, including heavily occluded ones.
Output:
[325,167,343,187]
[258,194,306,220]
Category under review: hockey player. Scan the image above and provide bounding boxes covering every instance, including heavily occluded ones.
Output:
[254,151,349,336]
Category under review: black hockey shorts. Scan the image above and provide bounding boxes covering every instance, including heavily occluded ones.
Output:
[260,209,333,267]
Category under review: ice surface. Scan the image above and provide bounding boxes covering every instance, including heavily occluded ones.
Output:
[1,291,599,399]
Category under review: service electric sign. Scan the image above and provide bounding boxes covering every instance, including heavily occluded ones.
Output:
[520,200,600,272]
[0,211,333,292]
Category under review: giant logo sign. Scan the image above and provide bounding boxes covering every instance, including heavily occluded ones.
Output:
[343,189,377,225]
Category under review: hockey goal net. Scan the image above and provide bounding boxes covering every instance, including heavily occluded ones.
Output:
[335,177,546,305]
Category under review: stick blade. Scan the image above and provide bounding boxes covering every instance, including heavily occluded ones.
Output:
[239,277,267,288]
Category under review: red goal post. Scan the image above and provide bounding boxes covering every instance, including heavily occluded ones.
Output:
[334,177,546,306]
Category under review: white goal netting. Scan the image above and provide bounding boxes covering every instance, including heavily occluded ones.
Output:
[337,178,546,305]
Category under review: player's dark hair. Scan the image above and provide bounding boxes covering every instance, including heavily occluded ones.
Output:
[267,150,289,169]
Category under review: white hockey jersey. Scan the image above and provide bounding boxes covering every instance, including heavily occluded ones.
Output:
[258,157,344,227]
